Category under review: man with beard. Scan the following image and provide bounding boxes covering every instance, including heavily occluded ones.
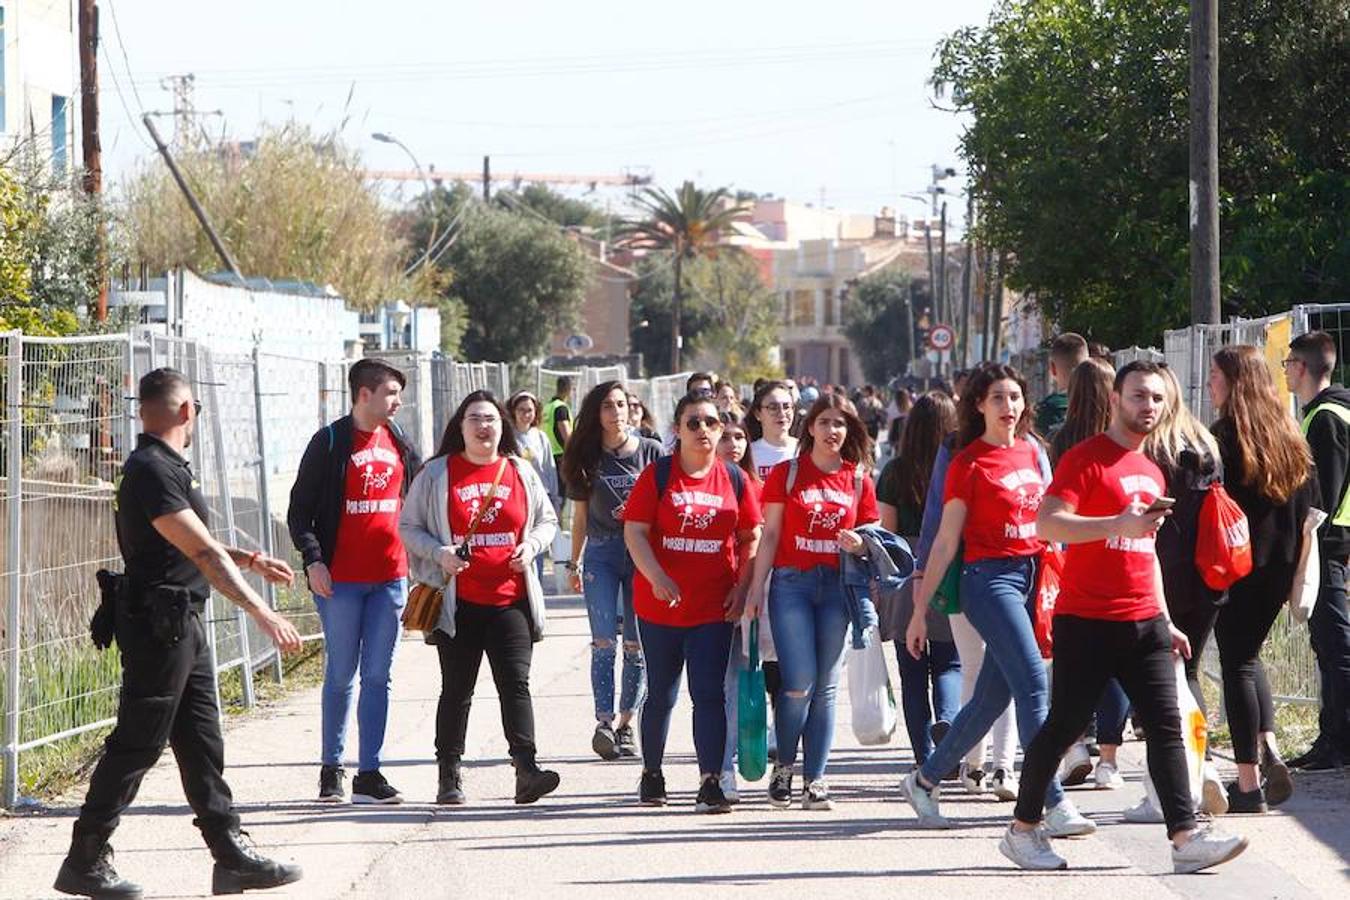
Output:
[999,361,1248,874]
[56,368,304,899]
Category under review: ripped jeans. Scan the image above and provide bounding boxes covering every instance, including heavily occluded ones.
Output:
[583,533,646,722]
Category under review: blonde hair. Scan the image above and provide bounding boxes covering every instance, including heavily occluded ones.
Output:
[1143,365,1220,470]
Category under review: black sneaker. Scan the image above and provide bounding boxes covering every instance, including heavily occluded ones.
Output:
[1225,781,1268,814]
[930,719,952,747]
[615,724,638,758]
[695,775,732,814]
[768,763,794,808]
[1286,738,1327,769]
[592,723,620,761]
[639,769,667,806]
[351,770,403,805]
[1260,744,1294,806]
[317,765,346,803]
[514,765,561,804]
[1294,747,1345,771]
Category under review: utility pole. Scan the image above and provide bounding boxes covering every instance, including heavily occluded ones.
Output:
[1189,0,1220,324]
[78,0,107,321]
[482,155,491,202]
[938,202,949,327]
[923,220,936,324]
[960,194,975,366]
[143,114,243,279]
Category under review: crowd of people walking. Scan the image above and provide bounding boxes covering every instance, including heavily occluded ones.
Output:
[54,330,1350,895]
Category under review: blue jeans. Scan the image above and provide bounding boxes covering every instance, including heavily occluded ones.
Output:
[919,556,1064,809]
[583,533,646,722]
[769,566,851,781]
[315,579,406,772]
[637,618,734,775]
[894,639,961,766]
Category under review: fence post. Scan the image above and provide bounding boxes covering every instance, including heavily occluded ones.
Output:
[251,346,283,685]
[203,350,255,709]
[2,333,23,809]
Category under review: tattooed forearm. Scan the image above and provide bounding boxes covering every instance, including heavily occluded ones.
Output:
[193,546,264,613]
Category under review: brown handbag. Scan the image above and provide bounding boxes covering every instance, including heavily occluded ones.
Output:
[401,459,509,632]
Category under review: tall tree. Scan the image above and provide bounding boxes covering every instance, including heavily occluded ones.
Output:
[687,251,782,383]
[617,182,749,372]
[842,267,916,385]
[933,0,1349,346]
[495,183,606,229]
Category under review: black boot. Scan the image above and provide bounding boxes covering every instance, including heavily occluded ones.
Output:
[1260,737,1294,806]
[436,758,465,805]
[205,829,303,895]
[54,833,143,899]
[513,758,560,805]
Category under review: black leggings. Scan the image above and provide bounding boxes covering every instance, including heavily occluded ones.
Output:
[435,600,537,765]
[1018,614,1196,838]
[1215,563,1293,764]
[1170,602,1219,717]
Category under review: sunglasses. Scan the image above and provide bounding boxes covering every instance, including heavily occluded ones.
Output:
[683,415,722,431]
[184,399,203,416]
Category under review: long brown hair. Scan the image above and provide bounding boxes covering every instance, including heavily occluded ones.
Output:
[1050,359,1114,466]
[956,363,1035,450]
[718,408,761,483]
[798,393,873,464]
[560,380,626,495]
[892,392,958,511]
[1212,345,1311,504]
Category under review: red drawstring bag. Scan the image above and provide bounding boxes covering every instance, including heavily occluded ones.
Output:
[1033,546,1065,659]
[1195,484,1253,590]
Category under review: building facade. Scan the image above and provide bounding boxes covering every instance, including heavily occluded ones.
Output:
[0,1,77,175]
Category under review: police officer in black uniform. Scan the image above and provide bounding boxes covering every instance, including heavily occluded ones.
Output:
[56,368,305,899]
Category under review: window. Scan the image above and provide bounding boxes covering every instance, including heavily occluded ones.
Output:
[823,288,836,326]
[51,95,69,172]
[790,289,815,326]
[783,290,792,325]
[783,347,797,376]
[838,346,851,386]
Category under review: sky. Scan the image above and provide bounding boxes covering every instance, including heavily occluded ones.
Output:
[98,0,998,227]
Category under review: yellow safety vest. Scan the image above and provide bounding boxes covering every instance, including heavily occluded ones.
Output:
[1300,402,1350,527]
[542,397,570,456]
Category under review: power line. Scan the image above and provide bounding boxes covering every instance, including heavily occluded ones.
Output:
[105,0,148,115]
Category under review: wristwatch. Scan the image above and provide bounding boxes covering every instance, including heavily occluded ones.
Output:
[562,561,581,572]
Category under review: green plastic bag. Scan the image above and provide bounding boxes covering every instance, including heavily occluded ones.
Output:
[737,621,769,781]
[931,545,963,615]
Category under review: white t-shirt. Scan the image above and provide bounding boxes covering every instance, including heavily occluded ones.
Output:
[750,438,797,482]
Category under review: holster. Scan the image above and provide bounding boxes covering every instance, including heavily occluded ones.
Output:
[146,585,193,645]
[91,569,126,650]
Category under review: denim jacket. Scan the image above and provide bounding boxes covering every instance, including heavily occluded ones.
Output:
[839,524,916,649]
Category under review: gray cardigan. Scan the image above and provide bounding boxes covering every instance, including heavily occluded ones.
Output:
[398,454,558,641]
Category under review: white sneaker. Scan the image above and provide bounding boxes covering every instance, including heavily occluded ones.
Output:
[1060,742,1093,786]
[802,780,832,810]
[1093,760,1124,790]
[1000,824,1067,870]
[1044,799,1097,837]
[960,763,987,795]
[1172,824,1249,874]
[901,771,951,828]
[1201,763,1229,815]
[1123,797,1165,823]
[720,770,740,804]
[990,768,1019,802]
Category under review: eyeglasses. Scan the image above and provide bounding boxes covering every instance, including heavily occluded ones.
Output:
[185,399,203,416]
[690,387,714,399]
[761,402,794,412]
[465,414,501,426]
[1282,357,1303,368]
[683,416,722,431]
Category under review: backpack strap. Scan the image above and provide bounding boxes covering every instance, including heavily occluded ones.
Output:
[786,457,800,494]
[326,423,335,452]
[853,462,864,505]
[654,455,675,500]
[725,460,745,502]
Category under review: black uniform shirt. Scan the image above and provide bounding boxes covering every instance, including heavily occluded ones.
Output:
[115,433,211,600]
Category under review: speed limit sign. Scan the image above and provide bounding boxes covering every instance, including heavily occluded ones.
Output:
[928,324,955,352]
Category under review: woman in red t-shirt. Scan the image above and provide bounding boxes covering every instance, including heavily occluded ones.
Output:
[623,396,762,813]
[745,393,879,811]
[900,364,1089,835]
[399,391,559,807]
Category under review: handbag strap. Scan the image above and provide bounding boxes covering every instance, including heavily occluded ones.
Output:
[462,458,509,543]
[748,619,760,672]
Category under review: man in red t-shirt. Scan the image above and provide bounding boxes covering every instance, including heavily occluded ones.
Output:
[288,359,421,806]
[999,362,1247,874]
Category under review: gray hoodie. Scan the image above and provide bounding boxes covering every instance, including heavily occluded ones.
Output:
[398,455,558,641]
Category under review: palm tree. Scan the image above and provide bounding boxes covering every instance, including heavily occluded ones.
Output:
[617,182,749,373]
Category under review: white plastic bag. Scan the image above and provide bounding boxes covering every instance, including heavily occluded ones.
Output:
[1289,509,1327,624]
[1142,656,1206,809]
[847,631,896,745]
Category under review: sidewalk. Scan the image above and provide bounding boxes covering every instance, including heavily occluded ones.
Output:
[2,594,1347,898]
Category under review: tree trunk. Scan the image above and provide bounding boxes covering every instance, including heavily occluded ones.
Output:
[670,250,684,373]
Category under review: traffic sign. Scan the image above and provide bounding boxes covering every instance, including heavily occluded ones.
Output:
[928,324,955,352]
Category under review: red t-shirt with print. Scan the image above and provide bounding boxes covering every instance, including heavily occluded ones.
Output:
[329,427,408,582]
[1048,433,1166,622]
[942,438,1045,561]
[624,461,762,627]
[447,456,528,607]
[763,456,880,570]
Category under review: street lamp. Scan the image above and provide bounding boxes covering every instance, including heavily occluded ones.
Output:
[372,131,438,275]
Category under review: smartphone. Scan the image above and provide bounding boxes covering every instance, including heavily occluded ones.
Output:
[455,542,472,561]
[1145,496,1176,514]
